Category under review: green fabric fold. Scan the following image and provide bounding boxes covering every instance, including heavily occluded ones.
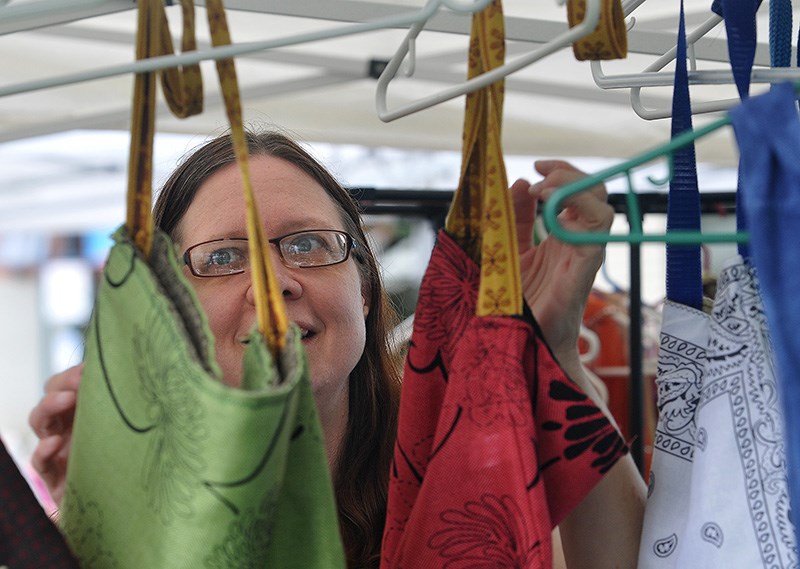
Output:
[60,226,345,568]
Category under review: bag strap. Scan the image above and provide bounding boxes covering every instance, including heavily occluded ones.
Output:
[665,0,703,309]
[126,0,287,356]
[204,0,288,355]
[567,0,628,61]
[126,0,202,258]
[711,0,761,101]
[444,0,522,317]
[769,0,793,68]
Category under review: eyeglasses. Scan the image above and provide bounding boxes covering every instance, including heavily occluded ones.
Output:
[182,229,357,277]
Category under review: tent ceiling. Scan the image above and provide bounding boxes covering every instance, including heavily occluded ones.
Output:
[2,0,784,165]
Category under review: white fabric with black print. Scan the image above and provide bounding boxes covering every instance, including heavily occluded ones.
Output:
[638,255,798,569]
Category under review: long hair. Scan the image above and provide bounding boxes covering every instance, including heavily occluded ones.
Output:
[153,129,402,568]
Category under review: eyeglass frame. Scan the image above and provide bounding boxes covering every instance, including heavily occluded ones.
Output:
[182,229,357,277]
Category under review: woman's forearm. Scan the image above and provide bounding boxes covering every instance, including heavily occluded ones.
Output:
[559,452,646,569]
[555,351,647,569]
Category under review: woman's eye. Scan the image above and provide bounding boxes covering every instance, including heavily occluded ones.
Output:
[287,234,327,255]
[207,247,246,267]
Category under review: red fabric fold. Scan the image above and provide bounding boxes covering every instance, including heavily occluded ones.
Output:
[382,230,628,568]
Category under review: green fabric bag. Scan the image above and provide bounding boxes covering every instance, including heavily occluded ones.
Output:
[59,227,346,568]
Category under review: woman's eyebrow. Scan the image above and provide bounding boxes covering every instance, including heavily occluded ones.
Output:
[270,219,341,234]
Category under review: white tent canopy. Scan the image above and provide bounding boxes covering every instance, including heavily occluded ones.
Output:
[0,0,789,232]
[2,1,777,154]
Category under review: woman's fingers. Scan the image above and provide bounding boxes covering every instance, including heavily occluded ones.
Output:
[29,433,70,504]
[511,178,536,252]
[520,160,613,358]
[532,160,613,234]
[30,435,63,476]
[44,363,83,393]
[28,364,83,504]
[28,389,77,439]
[29,363,82,438]
[534,159,606,199]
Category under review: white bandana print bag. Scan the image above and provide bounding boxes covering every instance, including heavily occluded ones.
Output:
[638,256,797,569]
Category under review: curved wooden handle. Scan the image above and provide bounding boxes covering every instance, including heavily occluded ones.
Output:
[205,0,288,356]
[126,0,203,258]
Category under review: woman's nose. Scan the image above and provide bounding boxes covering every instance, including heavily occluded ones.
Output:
[245,250,302,304]
[270,250,304,297]
[273,245,304,298]
[273,260,303,299]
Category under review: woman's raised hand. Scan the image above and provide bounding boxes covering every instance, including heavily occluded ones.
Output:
[512,160,613,365]
[514,164,645,569]
[28,363,83,505]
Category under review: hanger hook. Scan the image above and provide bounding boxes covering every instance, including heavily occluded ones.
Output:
[647,155,673,187]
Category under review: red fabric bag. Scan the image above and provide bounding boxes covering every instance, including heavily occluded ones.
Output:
[380,2,627,567]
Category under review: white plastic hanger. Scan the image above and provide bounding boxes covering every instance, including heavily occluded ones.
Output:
[375,0,604,122]
[591,12,723,91]
[591,5,800,120]
[0,0,491,98]
[1,0,111,23]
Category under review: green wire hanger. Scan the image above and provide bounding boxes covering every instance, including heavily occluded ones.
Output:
[542,114,750,245]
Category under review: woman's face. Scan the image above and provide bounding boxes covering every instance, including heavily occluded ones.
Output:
[176,155,369,404]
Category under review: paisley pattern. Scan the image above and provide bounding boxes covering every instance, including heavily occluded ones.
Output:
[638,257,798,569]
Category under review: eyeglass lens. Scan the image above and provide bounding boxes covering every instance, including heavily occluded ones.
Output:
[186,230,351,276]
[279,231,348,267]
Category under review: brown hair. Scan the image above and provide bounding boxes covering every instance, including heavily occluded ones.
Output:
[153,130,401,568]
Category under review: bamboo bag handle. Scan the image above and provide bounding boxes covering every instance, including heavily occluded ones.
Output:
[126,0,288,357]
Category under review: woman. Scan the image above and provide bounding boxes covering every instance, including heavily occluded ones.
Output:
[29,130,645,568]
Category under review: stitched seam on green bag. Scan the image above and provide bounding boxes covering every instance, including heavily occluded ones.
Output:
[149,228,219,376]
